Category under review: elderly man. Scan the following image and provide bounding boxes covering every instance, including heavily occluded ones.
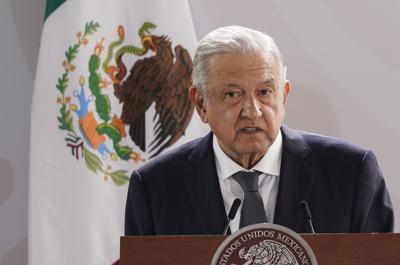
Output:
[125,26,393,235]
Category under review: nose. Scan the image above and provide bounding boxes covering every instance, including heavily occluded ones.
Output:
[241,96,262,119]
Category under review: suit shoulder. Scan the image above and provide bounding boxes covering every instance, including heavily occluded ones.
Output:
[297,130,370,158]
[136,137,203,175]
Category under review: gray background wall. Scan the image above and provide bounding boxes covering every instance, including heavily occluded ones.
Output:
[1,0,399,264]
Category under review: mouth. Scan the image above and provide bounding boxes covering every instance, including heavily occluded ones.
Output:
[240,127,263,133]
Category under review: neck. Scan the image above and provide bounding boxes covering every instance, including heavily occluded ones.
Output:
[231,152,265,169]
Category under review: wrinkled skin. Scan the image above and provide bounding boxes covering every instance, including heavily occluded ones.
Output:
[190,52,291,169]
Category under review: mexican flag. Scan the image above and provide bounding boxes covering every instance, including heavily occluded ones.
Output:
[29,0,206,264]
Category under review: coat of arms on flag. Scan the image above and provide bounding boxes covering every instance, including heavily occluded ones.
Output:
[55,21,194,186]
[30,1,203,264]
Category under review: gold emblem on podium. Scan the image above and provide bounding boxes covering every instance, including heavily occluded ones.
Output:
[212,223,318,265]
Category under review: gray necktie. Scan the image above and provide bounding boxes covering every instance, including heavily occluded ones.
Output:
[232,171,267,228]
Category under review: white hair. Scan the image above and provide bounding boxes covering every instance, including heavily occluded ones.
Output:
[192,26,287,99]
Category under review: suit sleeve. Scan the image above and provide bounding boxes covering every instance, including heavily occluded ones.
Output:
[125,170,155,235]
[351,150,394,232]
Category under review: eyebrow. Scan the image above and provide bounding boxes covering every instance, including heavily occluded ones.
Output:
[223,83,241,89]
[222,78,276,89]
[259,78,275,86]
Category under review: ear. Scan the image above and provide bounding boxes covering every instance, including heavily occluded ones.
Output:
[282,80,291,105]
[189,86,209,123]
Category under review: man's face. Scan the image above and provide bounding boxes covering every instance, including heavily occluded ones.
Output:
[190,52,291,167]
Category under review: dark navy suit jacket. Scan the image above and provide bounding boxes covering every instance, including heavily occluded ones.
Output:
[125,125,394,235]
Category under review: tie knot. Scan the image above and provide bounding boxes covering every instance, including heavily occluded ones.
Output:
[232,171,261,192]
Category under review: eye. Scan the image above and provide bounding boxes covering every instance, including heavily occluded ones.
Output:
[224,91,242,98]
[223,90,242,103]
[259,88,273,97]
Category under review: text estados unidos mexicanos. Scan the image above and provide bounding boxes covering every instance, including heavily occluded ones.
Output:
[218,230,310,265]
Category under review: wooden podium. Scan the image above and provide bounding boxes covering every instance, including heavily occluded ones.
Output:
[121,233,400,265]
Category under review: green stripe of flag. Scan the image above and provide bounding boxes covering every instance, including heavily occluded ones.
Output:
[44,0,65,20]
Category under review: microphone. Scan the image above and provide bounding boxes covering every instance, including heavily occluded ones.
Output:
[223,198,241,235]
[299,200,316,234]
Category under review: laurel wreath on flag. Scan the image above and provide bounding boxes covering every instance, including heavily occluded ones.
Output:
[55,21,133,186]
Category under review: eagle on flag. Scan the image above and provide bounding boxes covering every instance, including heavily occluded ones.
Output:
[113,25,194,158]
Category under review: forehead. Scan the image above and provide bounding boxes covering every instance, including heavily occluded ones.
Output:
[207,52,278,81]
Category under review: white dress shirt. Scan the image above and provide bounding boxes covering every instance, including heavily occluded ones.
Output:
[213,130,283,233]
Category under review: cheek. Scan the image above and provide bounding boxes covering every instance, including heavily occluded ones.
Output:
[221,109,238,121]
[262,104,285,125]
[208,107,238,132]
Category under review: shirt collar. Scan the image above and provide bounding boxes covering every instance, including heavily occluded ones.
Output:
[213,130,283,180]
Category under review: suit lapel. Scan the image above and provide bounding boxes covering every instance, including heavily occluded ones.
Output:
[274,126,317,232]
[183,127,318,234]
[185,133,227,234]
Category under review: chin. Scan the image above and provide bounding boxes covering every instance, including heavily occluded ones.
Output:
[235,143,269,156]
